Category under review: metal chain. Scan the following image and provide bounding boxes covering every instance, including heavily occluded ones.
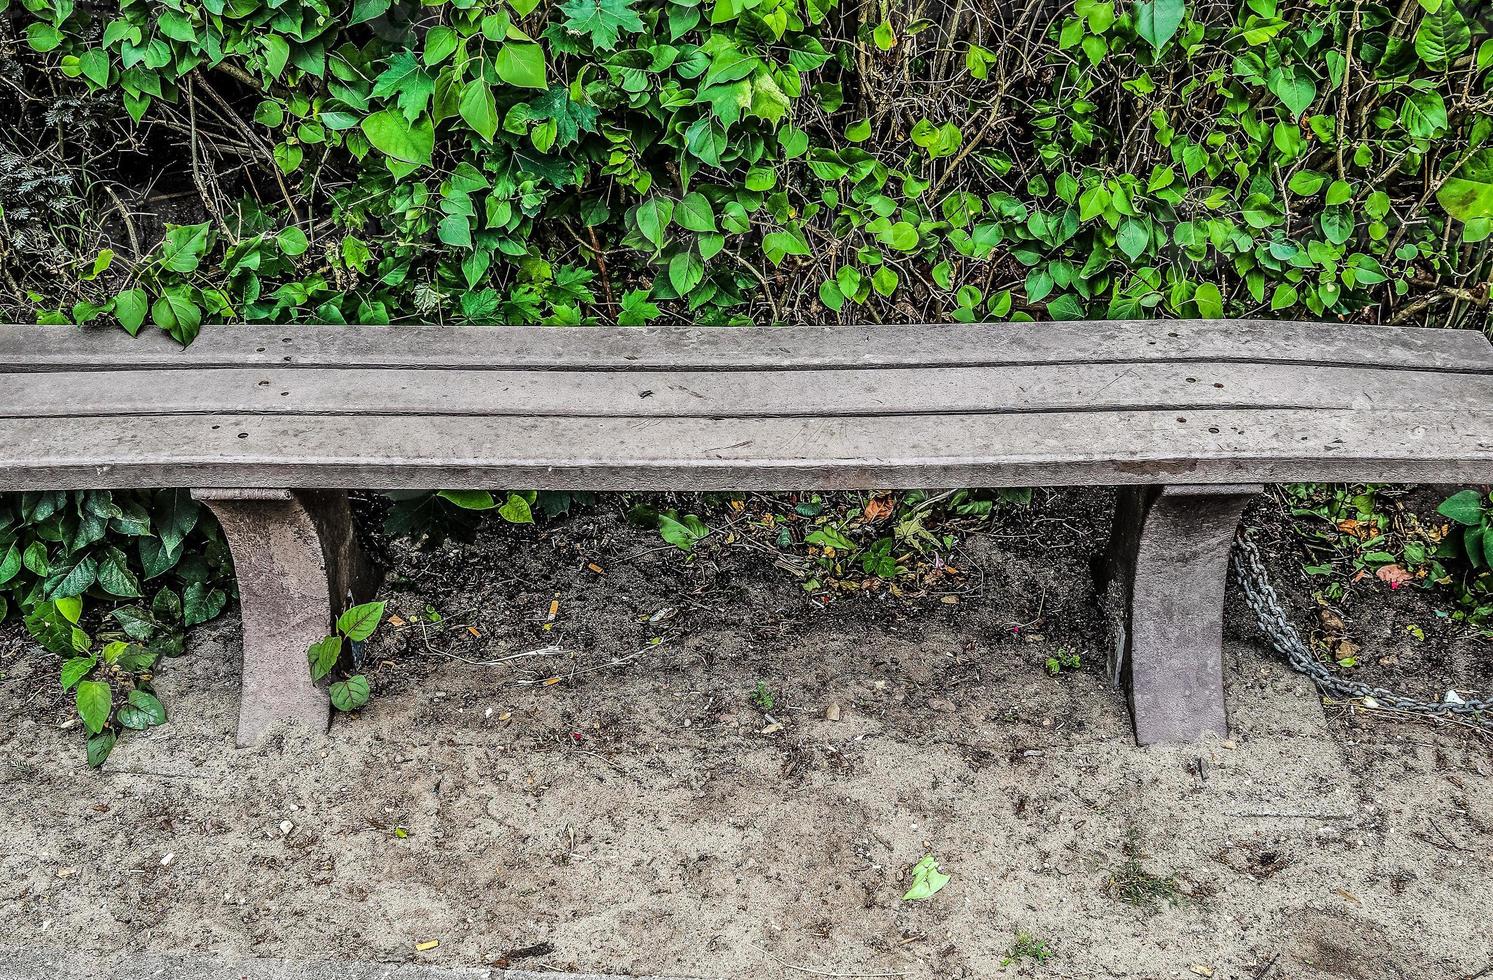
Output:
[1232,531,1493,724]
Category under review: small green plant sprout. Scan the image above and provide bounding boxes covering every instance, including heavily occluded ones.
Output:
[1001,932,1055,967]
[1045,648,1081,675]
[901,854,950,901]
[750,680,775,712]
[1107,832,1185,914]
[657,511,711,552]
[307,600,385,712]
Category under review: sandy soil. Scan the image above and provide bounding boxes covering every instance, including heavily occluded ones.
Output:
[3,491,1491,979]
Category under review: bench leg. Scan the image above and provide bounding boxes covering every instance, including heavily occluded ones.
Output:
[1103,484,1260,745]
[191,489,381,746]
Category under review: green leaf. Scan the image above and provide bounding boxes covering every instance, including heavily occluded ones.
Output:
[676,193,717,233]
[0,541,21,587]
[350,0,391,24]
[183,581,226,626]
[902,855,950,901]
[1438,149,1493,223]
[1287,170,1328,196]
[330,674,372,711]
[158,223,212,274]
[114,288,148,336]
[1133,0,1185,50]
[337,601,387,642]
[360,109,435,167]
[496,42,547,89]
[1438,490,1486,526]
[459,80,499,141]
[86,732,116,769]
[1400,90,1448,139]
[878,222,920,251]
[657,512,710,550]
[79,49,111,87]
[1415,4,1470,66]
[1116,218,1149,260]
[819,279,846,311]
[151,288,202,345]
[307,634,342,681]
[635,198,674,251]
[76,680,112,734]
[1267,65,1317,118]
[45,553,98,600]
[498,493,534,524]
[26,22,63,52]
[1193,282,1224,318]
[261,35,290,79]
[558,0,645,50]
[438,489,497,509]
[97,547,142,598]
[117,689,166,730]
[61,655,97,691]
[669,249,705,294]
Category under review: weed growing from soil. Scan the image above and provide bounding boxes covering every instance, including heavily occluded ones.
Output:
[750,681,775,712]
[1045,648,1082,676]
[1107,831,1186,915]
[1001,932,1055,967]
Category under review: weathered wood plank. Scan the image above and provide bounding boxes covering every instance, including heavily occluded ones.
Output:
[4,320,1490,373]
[2,408,1488,491]
[5,361,1489,418]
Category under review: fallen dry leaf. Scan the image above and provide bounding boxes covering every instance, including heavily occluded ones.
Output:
[1335,887,1361,906]
[1375,564,1414,589]
[863,495,895,523]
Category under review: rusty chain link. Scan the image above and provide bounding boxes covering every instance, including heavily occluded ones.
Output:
[1233,530,1493,726]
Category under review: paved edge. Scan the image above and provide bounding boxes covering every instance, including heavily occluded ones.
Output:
[0,948,707,980]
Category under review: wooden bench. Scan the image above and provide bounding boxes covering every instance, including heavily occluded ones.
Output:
[4,320,1490,746]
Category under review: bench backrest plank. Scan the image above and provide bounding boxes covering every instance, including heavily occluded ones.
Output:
[1,320,1489,492]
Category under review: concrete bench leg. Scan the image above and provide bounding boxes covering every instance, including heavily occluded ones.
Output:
[191,489,381,746]
[1103,484,1260,745]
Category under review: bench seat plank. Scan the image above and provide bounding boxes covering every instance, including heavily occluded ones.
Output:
[3,407,1488,491]
[5,362,1491,418]
[6,320,1491,373]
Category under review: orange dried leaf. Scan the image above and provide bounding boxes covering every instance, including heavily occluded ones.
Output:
[1375,564,1413,590]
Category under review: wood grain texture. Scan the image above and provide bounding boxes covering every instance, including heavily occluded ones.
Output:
[2,408,1489,491]
[5,361,1490,418]
[5,319,1492,373]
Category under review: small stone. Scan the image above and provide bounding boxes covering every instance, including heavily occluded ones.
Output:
[927,697,956,713]
[56,867,77,879]
[825,703,841,722]
[279,820,295,836]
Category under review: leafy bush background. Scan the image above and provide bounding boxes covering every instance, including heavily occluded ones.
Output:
[1,0,1491,760]
[3,0,1491,334]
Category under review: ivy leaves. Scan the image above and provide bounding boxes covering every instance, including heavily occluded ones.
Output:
[558,0,645,51]
[1134,0,1186,51]
[1416,4,1472,66]
[1438,150,1493,223]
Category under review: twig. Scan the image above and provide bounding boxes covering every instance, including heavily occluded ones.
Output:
[186,77,233,240]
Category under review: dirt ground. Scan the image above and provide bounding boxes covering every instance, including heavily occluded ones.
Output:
[3,489,1491,979]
